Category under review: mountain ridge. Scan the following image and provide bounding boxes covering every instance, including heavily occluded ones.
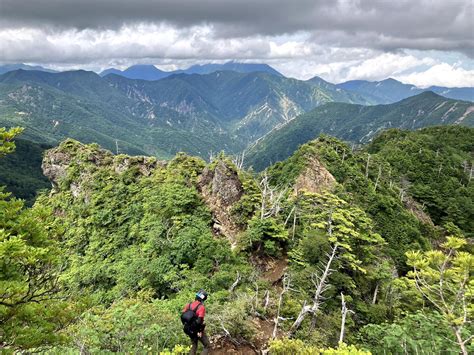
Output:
[246,91,474,170]
[337,77,473,103]
[99,61,283,80]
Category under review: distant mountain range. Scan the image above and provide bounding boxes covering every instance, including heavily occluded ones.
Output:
[0,63,57,75]
[0,68,367,158]
[1,62,472,103]
[1,67,473,164]
[99,62,283,80]
[246,91,474,170]
[336,78,473,103]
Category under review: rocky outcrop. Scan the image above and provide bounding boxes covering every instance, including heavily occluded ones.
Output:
[42,140,113,191]
[294,156,336,194]
[42,149,72,190]
[113,155,161,176]
[403,195,434,226]
[198,160,245,246]
[42,139,164,198]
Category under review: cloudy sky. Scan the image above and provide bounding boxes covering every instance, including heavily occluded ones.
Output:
[0,0,473,87]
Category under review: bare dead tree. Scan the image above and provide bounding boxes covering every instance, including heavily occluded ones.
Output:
[339,292,355,343]
[284,206,295,226]
[232,151,246,170]
[260,172,269,220]
[399,188,405,202]
[208,150,215,163]
[272,273,291,339]
[372,283,379,304]
[291,207,297,241]
[290,243,337,335]
[216,314,241,346]
[229,272,241,293]
[374,165,382,192]
[283,202,299,241]
[259,171,287,220]
[388,168,393,190]
[365,154,371,178]
[263,290,270,312]
[399,177,411,203]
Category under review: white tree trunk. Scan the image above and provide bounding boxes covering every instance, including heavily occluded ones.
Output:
[273,274,290,339]
[372,283,379,304]
[454,327,468,355]
[290,243,338,334]
[339,293,354,343]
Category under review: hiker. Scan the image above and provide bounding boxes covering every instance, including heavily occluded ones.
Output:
[181,289,210,355]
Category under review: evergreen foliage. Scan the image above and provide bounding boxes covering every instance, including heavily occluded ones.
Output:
[247,96,474,171]
[0,138,51,205]
[0,126,472,353]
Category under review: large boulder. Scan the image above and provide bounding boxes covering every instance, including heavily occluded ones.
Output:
[294,156,336,194]
[198,160,245,246]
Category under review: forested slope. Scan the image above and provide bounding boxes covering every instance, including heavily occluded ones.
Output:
[1,126,472,354]
[0,138,51,205]
[247,92,474,171]
[0,69,368,159]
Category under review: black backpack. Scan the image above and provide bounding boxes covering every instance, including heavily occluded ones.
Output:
[181,303,201,336]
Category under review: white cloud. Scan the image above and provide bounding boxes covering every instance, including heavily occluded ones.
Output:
[396,63,474,88]
[341,53,436,81]
[0,23,473,87]
[271,53,439,83]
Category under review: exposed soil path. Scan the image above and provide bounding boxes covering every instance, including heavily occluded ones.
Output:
[207,256,288,354]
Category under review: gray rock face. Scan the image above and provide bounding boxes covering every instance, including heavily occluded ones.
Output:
[42,140,164,198]
[203,161,244,206]
[41,151,70,189]
[198,160,244,246]
[113,156,160,176]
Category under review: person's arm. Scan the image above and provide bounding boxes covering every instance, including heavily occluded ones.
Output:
[196,306,206,332]
[195,316,205,330]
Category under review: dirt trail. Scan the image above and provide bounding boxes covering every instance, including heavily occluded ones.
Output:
[261,257,288,285]
[207,256,288,354]
[211,256,288,353]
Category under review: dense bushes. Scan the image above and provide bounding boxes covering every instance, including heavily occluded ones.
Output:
[1,127,473,353]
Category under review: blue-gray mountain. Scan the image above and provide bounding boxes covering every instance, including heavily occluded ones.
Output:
[99,61,283,80]
[2,63,472,102]
[336,78,473,103]
[246,92,474,171]
[0,63,58,75]
[1,68,473,169]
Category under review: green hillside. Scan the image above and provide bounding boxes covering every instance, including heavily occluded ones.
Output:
[1,127,472,354]
[0,138,51,205]
[0,70,240,158]
[0,69,370,161]
[105,71,370,143]
[247,92,474,170]
[367,126,474,235]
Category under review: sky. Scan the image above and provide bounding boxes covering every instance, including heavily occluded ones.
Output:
[0,0,473,87]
